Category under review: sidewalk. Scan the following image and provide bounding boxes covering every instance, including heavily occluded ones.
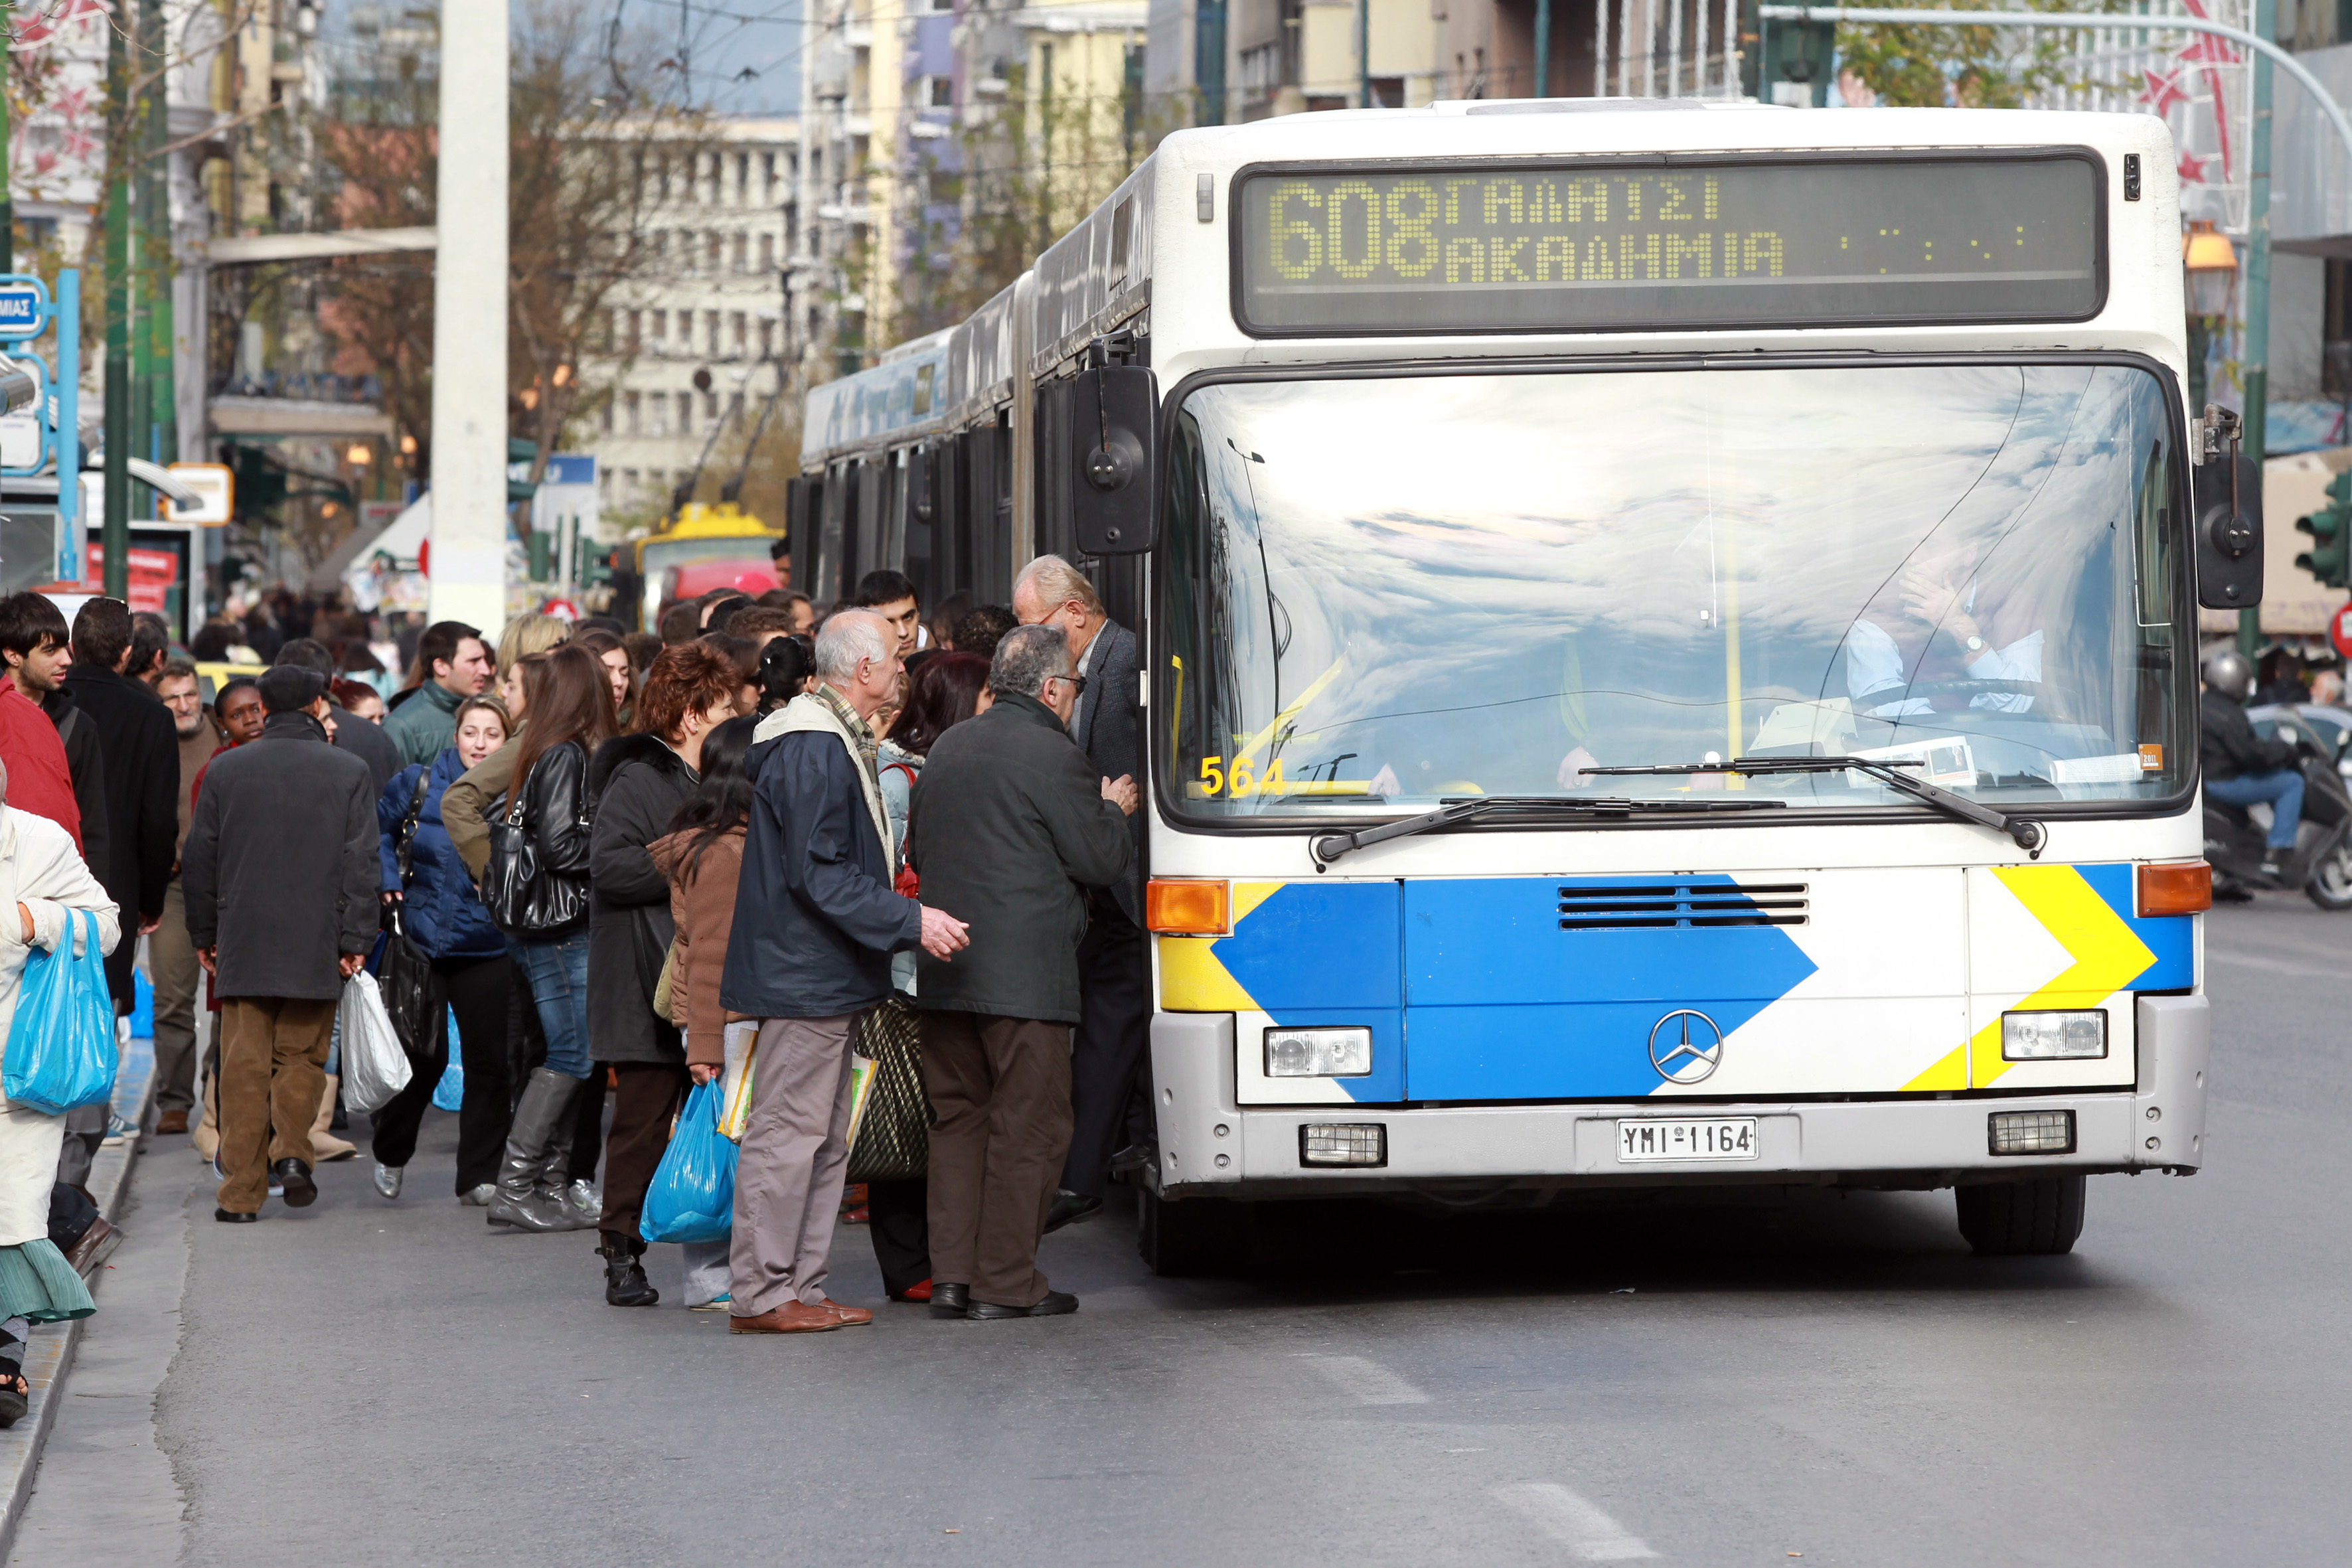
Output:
[0,1034,155,1560]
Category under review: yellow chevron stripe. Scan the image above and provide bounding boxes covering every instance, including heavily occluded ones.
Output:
[1155,882,1287,1012]
[1903,864,2157,1091]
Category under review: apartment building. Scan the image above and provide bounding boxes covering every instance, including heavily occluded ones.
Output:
[588,118,803,520]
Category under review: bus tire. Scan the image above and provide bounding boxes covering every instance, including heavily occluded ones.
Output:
[1138,1189,1247,1277]
[1956,1174,2086,1255]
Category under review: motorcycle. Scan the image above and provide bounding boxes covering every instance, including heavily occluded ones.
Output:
[2205,712,2352,909]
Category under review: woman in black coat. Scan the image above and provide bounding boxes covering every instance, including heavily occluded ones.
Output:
[484,646,614,1234]
[584,642,751,1308]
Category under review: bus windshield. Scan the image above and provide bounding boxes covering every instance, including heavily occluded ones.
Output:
[1162,361,2190,821]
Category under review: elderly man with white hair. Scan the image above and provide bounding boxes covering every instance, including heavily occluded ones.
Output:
[0,757,118,1424]
[720,609,970,1334]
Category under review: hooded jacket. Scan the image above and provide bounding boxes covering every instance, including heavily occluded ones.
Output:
[586,732,697,1063]
[377,747,506,961]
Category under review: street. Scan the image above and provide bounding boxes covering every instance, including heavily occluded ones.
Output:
[8,893,2344,1568]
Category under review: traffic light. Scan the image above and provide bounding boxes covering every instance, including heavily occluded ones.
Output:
[1740,0,1835,106]
[2296,470,2352,588]
[507,437,538,503]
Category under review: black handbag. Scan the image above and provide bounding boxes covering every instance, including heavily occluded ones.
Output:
[847,996,931,1182]
[483,747,592,935]
[380,770,441,1055]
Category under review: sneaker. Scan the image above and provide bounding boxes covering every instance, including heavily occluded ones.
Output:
[564,1178,598,1217]
[100,1113,137,1148]
[457,1184,496,1207]
[688,1294,732,1312]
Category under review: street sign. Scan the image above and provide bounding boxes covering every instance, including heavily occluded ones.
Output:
[0,280,47,340]
[2331,601,2352,661]
[163,462,234,525]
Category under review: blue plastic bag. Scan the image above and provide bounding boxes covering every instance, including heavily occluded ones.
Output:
[640,1080,736,1245]
[129,968,153,1038]
[431,1016,463,1113]
[4,911,117,1115]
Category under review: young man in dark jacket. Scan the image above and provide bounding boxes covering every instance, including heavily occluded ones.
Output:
[718,609,968,1334]
[907,623,1136,1320]
[182,666,380,1221]
[62,597,177,1012]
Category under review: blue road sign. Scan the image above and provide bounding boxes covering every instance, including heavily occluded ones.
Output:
[0,279,50,340]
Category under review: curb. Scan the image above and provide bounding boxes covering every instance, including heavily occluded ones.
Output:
[0,1036,157,1561]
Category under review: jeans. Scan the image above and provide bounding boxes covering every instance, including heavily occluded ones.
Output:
[511,932,593,1080]
[2209,767,2304,852]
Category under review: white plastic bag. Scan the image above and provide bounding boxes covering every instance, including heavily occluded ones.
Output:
[338,971,413,1113]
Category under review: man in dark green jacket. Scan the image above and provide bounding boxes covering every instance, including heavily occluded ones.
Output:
[909,623,1135,1320]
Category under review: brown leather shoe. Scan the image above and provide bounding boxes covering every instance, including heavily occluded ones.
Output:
[154,1111,188,1135]
[728,1300,840,1334]
[817,1299,873,1327]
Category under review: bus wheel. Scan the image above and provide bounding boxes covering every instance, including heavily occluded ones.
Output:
[1138,1189,1249,1277]
[1956,1175,2085,1255]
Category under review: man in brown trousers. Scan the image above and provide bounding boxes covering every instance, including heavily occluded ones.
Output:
[181,666,378,1221]
[907,623,1135,1320]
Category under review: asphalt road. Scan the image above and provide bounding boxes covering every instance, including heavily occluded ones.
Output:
[13,892,2349,1567]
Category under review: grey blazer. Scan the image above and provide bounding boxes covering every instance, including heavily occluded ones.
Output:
[1071,619,1142,925]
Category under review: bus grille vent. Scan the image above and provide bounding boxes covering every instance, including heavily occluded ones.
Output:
[1557,883,1809,930]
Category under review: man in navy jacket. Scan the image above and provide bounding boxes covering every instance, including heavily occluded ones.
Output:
[718,609,967,1335]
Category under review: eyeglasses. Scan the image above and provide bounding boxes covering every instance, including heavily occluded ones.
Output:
[1050,672,1087,696]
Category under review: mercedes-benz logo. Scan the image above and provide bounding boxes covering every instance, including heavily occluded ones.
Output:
[1648,1010,1725,1083]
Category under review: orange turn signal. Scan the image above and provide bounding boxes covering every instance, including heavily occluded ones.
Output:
[2138,860,2212,917]
[1146,878,1230,935]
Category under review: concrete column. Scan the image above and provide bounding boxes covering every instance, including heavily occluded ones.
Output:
[429,0,510,631]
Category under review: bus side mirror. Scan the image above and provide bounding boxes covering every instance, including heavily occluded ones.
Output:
[1071,364,1158,555]
[2194,449,2262,611]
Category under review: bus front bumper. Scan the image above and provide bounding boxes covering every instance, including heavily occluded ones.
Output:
[1147,995,2207,1200]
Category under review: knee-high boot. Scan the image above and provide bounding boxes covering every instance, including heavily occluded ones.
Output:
[487,1069,595,1233]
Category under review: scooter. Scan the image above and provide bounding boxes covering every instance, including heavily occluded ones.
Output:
[2205,715,2352,909]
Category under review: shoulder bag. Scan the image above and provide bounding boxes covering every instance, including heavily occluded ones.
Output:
[379,769,441,1056]
[483,746,593,935]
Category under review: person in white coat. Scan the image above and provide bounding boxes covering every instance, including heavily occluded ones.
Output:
[0,759,120,1425]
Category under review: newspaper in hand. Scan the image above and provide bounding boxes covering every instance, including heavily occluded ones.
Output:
[716,1020,760,1143]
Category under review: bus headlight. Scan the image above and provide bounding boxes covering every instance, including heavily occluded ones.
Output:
[2001,1010,2107,1060]
[1265,1026,1373,1077]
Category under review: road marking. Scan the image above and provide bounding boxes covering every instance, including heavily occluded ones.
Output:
[1493,1482,1660,1561]
[1296,1353,1429,1404]
[2206,946,2312,977]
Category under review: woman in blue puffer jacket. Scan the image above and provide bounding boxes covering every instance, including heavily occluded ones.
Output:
[368,695,518,1204]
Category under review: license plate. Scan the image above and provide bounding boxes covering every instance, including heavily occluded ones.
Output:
[1616,1117,1761,1162]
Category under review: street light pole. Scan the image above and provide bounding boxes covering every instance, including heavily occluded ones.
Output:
[2240,0,2275,661]
[102,1,129,599]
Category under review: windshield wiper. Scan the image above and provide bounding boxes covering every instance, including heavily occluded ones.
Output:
[1307,794,1786,868]
[1585,757,2047,855]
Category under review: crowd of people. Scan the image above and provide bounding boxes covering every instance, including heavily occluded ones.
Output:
[0,552,1151,1366]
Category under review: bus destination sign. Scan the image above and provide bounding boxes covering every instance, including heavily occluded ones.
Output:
[1235,154,2101,335]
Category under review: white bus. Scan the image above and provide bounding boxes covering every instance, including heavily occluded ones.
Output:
[801,100,2235,1274]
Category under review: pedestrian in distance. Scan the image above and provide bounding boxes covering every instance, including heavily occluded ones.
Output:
[570,626,636,727]
[369,695,522,1205]
[181,666,379,1223]
[753,635,815,718]
[483,645,615,1234]
[584,643,744,1306]
[719,610,970,1334]
[856,569,927,657]
[908,625,1135,1321]
[864,651,990,1302]
[1010,556,1146,1235]
[149,659,222,1137]
[383,620,493,767]
[0,758,118,1425]
[951,604,1017,660]
[125,612,170,690]
[650,714,762,1313]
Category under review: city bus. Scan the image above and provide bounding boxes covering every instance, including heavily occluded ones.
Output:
[626,502,785,631]
[800,102,2232,1275]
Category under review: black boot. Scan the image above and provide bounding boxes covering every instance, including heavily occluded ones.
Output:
[489,1069,591,1233]
[597,1232,658,1307]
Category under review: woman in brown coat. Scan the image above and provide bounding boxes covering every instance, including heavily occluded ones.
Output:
[647,714,762,1310]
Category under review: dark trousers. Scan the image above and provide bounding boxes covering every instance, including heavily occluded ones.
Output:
[924,1011,1072,1309]
[570,1071,609,1185]
[1061,902,1150,1199]
[216,996,336,1214]
[599,1061,688,1243]
[368,955,519,1192]
[866,1178,931,1296]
